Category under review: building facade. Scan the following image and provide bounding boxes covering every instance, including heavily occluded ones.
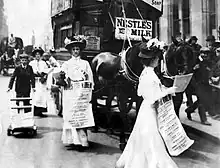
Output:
[160,0,220,46]
[50,0,162,59]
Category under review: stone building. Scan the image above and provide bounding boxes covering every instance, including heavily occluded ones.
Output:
[160,0,220,46]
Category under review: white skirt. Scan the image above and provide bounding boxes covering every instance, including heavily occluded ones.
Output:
[116,101,178,168]
[61,122,89,146]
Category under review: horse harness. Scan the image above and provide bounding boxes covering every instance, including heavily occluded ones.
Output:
[119,48,140,84]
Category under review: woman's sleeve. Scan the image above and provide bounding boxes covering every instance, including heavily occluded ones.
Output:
[137,77,169,105]
[86,61,94,89]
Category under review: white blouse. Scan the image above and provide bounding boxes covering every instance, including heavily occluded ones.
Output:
[29,60,48,74]
[61,57,94,85]
[137,67,169,105]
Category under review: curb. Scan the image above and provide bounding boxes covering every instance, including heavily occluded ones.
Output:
[182,123,220,145]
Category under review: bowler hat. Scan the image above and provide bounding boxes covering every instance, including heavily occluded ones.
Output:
[64,36,86,51]
[190,36,198,41]
[32,47,44,56]
[206,35,216,41]
[19,53,29,59]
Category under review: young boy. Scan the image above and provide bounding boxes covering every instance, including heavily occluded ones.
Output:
[7,53,36,112]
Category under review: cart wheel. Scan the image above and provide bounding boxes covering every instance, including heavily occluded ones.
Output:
[7,129,12,136]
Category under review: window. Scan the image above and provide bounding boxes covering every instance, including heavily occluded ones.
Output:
[209,0,216,35]
[173,1,180,35]
[172,0,190,37]
[182,0,190,36]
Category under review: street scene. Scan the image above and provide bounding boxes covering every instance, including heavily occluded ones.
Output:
[0,0,220,168]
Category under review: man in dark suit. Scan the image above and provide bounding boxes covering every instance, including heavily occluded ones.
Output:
[7,53,35,112]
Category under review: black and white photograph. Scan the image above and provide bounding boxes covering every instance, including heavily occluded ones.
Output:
[0,0,220,167]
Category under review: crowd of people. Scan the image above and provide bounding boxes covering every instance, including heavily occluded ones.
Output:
[184,35,220,126]
[3,34,220,168]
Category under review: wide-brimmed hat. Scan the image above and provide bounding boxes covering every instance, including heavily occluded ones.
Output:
[138,38,163,59]
[42,52,51,57]
[190,36,198,41]
[32,47,44,56]
[64,36,86,51]
[206,35,215,41]
[19,53,29,59]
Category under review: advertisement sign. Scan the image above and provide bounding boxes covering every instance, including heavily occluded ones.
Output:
[63,81,95,129]
[51,0,72,16]
[142,0,163,12]
[155,97,194,156]
[85,36,100,51]
[115,17,152,41]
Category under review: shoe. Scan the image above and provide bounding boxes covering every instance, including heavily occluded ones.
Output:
[211,114,220,119]
[201,121,212,126]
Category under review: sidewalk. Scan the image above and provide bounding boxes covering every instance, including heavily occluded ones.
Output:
[180,100,220,145]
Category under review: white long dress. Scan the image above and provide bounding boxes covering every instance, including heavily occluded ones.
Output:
[61,57,94,146]
[29,60,51,109]
[116,67,178,168]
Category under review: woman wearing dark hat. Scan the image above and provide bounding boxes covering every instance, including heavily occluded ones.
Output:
[7,54,35,112]
[29,47,49,117]
[60,35,94,148]
[116,39,178,168]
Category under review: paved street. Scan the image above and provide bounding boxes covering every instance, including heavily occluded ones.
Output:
[0,76,220,168]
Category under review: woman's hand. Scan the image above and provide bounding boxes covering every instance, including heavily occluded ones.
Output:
[166,86,177,95]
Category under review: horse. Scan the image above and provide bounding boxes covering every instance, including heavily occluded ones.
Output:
[156,37,196,118]
[91,37,157,150]
[0,37,24,75]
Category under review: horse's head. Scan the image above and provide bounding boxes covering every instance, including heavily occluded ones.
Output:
[125,37,164,81]
[165,37,194,75]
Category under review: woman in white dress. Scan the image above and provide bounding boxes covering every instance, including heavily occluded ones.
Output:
[116,39,178,168]
[60,36,94,148]
[29,47,48,117]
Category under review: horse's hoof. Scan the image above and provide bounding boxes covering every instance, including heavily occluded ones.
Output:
[187,113,192,121]
[119,142,126,151]
[106,128,113,135]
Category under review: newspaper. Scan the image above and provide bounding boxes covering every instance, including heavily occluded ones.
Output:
[156,97,194,156]
[173,73,193,93]
[63,81,95,129]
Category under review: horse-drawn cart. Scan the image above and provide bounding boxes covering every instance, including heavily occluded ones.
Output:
[0,36,24,75]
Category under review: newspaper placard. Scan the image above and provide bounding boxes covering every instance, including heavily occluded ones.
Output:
[173,73,193,93]
[63,81,95,129]
[156,97,194,156]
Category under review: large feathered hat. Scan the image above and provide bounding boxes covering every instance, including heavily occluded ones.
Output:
[64,35,86,51]
[32,47,44,56]
[138,38,164,59]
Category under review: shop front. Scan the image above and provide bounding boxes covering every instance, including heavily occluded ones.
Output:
[51,0,163,62]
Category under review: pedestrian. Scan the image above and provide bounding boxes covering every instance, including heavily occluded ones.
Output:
[116,40,178,168]
[29,47,48,117]
[7,53,35,112]
[186,47,212,125]
[60,35,94,148]
[206,35,220,52]
[185,36,201,108]
[209,47,220,118]
[42,51,60,68]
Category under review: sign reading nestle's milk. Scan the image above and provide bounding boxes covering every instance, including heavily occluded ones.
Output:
[115,17,152,41]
